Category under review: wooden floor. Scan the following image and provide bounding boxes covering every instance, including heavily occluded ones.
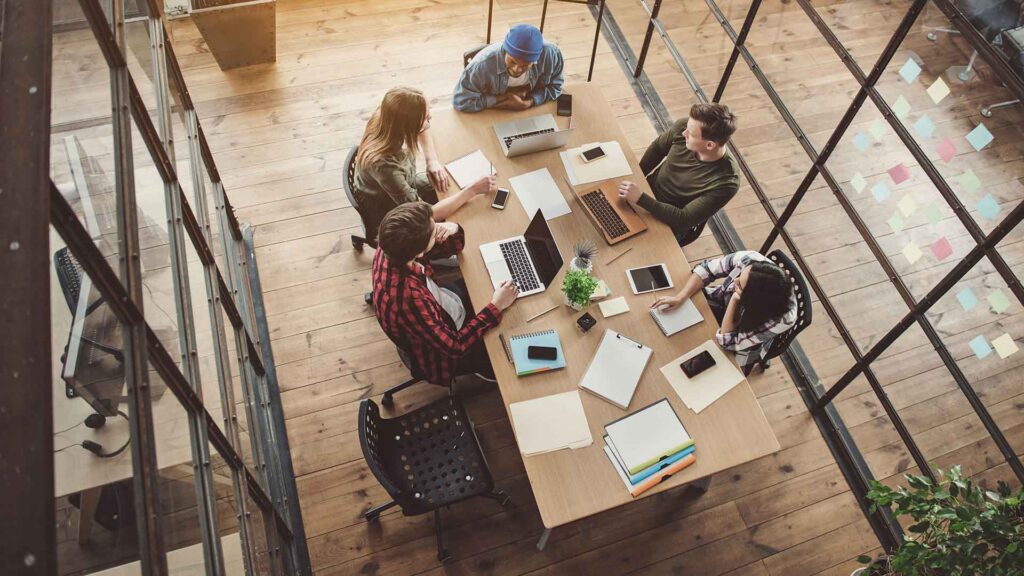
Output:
[159,0,1024,574]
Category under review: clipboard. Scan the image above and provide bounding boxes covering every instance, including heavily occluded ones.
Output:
[578,329,653,409]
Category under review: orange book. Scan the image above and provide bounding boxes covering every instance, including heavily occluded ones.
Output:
[629,453,697,497]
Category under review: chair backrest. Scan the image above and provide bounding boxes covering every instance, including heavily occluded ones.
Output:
[343,145,361,214]
[763,249,812,361]
[357,399,402,499]
[463,44,487,68]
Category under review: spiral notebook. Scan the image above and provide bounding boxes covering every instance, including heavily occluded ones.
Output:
[503,329,566,376]
[650,298,703,336]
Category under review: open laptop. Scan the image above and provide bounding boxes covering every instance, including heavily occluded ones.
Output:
[562,175,647,245]
[479,209,564,298]
[494,114,573,158]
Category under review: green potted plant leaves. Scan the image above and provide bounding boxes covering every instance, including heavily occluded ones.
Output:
[562,269,599,311]
[854,465,1024,575]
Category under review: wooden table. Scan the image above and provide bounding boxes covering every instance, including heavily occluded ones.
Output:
[431,83,781,547]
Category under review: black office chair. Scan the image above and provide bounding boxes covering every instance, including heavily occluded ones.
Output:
[342,146,376,307]
[358,397,511,563]
[463,45,487,68]
[742,249,813,376]
[379,346,453,408]
[54,247,123,363]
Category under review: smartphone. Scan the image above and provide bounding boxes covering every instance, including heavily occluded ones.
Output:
[681,350,716,378]
[557,93,573,117]
[580,146,606,163]
[492,187,510,210]
[528,345,558,361]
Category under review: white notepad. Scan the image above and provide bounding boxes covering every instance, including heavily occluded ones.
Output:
[444,150,494,189]
[509,390,593,456]
[650,299,702,336]
[509,168,571,221]
[604,398,692,475]
[660,339,745,413]
[579,330,653,409]
[560,141,633,185]
[599,296,629,318]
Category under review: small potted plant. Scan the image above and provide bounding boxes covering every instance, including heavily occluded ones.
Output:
[562,269,599,311]
[570,240,597,274]
[854,465,1024,575]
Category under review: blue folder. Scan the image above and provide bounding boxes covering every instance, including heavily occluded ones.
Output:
[506,329,566,376]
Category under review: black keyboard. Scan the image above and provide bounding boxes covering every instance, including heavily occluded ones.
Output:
[503,127,555,150]
[499,240,540,292]
[581,190,630,238]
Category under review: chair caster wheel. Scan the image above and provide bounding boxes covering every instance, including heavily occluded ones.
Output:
[363,292,373,307]
[353,239,364,252]
[381,393,394,408]
[438,550,453,563]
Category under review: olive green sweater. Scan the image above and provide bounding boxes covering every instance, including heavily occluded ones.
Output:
[636,119,740,234]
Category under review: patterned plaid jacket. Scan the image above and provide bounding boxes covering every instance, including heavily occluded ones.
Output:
[371,226,502,385]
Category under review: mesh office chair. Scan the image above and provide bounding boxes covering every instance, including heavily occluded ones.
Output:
[359,397,511,563]
[378,345,453,408]
[342,146,376,307]
[742,249,813,376]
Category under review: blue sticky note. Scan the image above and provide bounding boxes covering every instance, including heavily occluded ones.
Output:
[853,132,870,152]
[872,181,891,203]
[956,288,978,311]
[969,335,992,359]
[965,123,994,152]
[899,58,921,84]
[914,115,935,139]
[978,194,1000,220]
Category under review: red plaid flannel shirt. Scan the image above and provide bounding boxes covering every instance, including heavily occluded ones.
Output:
[371,226,502,385]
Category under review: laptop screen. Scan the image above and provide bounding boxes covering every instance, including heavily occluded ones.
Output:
[523,210,564,287]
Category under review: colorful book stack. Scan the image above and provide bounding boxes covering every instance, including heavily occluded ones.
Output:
[603,398,697,497]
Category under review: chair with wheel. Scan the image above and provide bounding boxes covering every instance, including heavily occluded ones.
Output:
[342,145,376,307]
[742,249,813,376]
[358,396,511,563]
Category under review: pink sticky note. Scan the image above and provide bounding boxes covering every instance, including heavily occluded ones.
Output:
[931,236,953,261]
[888,163,910,185]
[937,138,957,163]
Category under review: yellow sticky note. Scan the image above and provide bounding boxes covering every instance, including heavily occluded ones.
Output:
[897,195,918,218]
[599,296,630,318]
[927,78,950,104]
[902,242,923,264]
[991,333,1019,359]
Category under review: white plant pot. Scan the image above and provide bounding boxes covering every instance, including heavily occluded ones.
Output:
[564,294,585,311]
[851,569,867,576]
[570,258,593,274]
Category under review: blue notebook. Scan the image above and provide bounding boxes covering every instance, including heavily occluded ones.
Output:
[504,329,566,376]
[605,436,696,485]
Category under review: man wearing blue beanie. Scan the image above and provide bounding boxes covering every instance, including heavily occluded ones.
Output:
[453,24,564,112]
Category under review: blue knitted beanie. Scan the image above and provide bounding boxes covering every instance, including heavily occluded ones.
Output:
[503,24,544,63]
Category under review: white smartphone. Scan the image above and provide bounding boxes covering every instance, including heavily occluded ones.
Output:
[492,187,510,210]
[626,264,674,294]
[580,146,606,163]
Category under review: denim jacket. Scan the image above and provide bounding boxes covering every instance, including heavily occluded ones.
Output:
[452,42,564,112]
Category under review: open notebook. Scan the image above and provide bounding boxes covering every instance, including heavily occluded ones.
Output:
[650,298,702,336]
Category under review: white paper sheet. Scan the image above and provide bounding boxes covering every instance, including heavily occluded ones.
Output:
[660,340,745,414]
[560,141,633,186]
[509,168,571,221]
[444,150,494,189]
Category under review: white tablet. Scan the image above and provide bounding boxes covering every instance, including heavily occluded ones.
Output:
[626,264,673,294]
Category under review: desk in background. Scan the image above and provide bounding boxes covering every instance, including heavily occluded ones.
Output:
[431,82,780,547]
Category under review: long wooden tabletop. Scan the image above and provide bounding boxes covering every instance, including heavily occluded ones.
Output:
[431,82,780,529]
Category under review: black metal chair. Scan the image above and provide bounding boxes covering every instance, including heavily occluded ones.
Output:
[358,396,511,563]
[342,145,376,307]
[742,249,813,376]
[463,45,487,68]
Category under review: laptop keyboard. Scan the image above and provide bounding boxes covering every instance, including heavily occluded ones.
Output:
[499,240,541,292]
[581,191,630,238]
[503,128,555,150]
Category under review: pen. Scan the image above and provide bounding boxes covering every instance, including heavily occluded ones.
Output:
[606,246,633,265]
[498,333,512,363]
[525,304,558,323]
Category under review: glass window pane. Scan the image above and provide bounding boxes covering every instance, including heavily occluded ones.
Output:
[808,0,908,72]
[210,443,246,576]
[244,488,272,576]
[185,228,227,437]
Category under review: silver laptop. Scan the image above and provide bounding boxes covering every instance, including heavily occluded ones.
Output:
[493,114,573,158]
[479,209,563,298]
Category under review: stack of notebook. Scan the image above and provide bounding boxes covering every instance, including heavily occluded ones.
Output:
[602,398,697,497]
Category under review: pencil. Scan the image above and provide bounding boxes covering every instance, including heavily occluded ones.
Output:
[606,246,633,265]
[498,333,512,363]
[525,304,558,323]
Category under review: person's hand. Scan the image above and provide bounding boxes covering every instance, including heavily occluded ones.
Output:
[433,221,459,243]
[651,295,682,312]
[467,174,497,197]
[730,285,743,304]
[426,157,449,194]
[490,280,520,311]
[504,92,533,110]
[617,181,643,204]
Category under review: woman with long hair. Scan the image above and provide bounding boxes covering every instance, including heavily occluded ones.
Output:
[652,251,797,363]
[354,86,495,243]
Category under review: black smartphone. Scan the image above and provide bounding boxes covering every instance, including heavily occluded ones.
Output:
[492,187,510,210]
[581,146,606,163]
[681,350,716,378]
[528,345,558,361]
[557,93,573,117]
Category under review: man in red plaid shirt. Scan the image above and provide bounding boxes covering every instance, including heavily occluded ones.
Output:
[372,202,519,385]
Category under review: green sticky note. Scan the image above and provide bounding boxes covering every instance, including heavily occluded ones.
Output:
[892,95,912,120]
[888,213,905,234]
[869,119,887,142]
[988,290,1010,314]
[924,203,942,225]
[958,169,981,194]
[850,172,867,194]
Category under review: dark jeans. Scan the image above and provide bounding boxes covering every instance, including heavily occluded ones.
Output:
[646,166,707,248]
[443,279,496,379]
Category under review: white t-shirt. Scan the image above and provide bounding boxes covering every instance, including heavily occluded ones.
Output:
[506,71,531,88]
[420,265,466,329]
